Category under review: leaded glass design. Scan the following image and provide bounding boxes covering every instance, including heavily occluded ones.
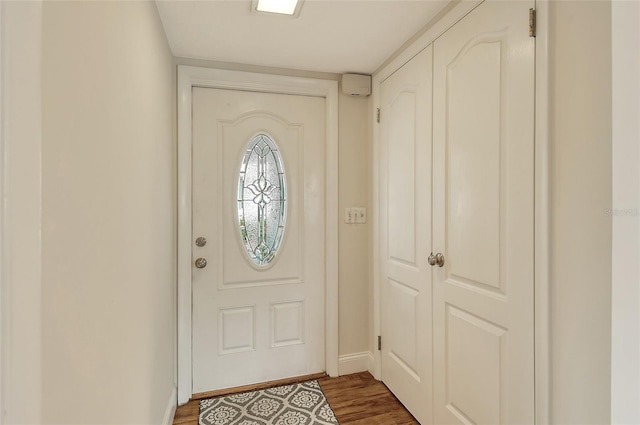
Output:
[237,134,287,266]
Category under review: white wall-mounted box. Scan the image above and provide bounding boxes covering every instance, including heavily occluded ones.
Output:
[341,74,371,96]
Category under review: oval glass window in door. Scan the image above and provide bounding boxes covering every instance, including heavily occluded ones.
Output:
[237,134,287,266]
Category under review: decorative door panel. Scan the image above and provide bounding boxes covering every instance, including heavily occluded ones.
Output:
[219,114,303,287]
[192,87,325,393]
[386,279,420,378]
[387,90,417,267]
[445,305,506,425]
[432,1,535,424]
[445,31,504,295]
[380,46,433,425]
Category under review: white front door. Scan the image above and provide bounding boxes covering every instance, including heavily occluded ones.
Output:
[191,87,326,393]
[431,1,535,423]
[379,46,433,424]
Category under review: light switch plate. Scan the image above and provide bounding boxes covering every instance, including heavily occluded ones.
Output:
[354,207,367,223]
[345,207,366,224]
[344,208,353,224]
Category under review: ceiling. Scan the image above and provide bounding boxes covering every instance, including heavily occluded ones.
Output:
[155,0,451,75]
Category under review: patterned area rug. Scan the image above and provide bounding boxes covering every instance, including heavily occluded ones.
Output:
[199,380,340,425]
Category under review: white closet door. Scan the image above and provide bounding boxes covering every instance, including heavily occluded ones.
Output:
[431,1,535,424]
[380,46,433,425]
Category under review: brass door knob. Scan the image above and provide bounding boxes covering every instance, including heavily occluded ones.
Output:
[195,258,207,269]
[428,252,445,267]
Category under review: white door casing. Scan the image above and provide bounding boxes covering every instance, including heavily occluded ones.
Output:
[0,2,44,423]
[379,46,433,425]
[192,87,325,392]
[177,67,339,404]
[432,1,535,423]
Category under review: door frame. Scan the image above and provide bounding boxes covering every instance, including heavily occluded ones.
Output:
[0,1,44,423]
[176,65,339,404]
[371,0,550,423]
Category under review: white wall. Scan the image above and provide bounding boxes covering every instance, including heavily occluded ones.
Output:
[338,93,371,359]
[550,1,612,423]
[40,1,176,424]
[611,1,640,423]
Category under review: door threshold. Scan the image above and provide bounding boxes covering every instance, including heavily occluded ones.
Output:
[191,372,328,400]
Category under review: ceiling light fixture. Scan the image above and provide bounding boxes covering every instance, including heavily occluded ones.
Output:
[252,0,303,17]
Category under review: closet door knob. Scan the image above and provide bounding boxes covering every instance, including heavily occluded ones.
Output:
[428,252,445,267]
[195,258,207,269]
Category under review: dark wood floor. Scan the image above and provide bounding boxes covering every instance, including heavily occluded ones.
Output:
[172,372,419,425]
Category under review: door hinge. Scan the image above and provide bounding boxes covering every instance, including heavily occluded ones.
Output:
[376,108,381,123]
[377,335,382,351]
[529,8,536,37]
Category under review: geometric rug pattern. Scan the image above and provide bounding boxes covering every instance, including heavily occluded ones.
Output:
[199,380,340,425]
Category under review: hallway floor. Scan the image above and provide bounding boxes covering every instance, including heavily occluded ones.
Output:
[172,372,419,425]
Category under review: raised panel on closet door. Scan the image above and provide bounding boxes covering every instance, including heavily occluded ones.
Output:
[431,1,535,424]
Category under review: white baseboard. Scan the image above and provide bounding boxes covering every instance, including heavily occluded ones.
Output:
[338,351,373,375]
[162,385,178,425]
[367,351,375,375]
